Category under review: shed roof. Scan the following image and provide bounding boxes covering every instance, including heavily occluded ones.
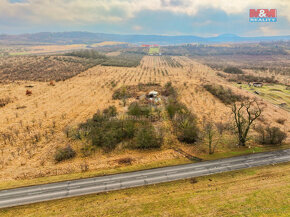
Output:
[149,91,158,95]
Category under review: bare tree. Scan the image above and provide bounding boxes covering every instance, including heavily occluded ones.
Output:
[204,122,215,154]
[232,100,262,146]
[203,118,227,154]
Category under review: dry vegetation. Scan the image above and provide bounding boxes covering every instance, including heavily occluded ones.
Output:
[0,56,97,81]
[0,42,127,56]
[195,54,290,85]
[0,55,289,185]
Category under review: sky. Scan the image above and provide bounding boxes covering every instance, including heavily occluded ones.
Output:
[1,0,290,36]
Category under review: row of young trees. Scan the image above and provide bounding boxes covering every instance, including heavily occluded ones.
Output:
[65,50,143,67]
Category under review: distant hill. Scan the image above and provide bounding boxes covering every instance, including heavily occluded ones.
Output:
[0,32,289,45]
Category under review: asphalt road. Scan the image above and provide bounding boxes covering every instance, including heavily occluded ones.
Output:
[0,149,289,209]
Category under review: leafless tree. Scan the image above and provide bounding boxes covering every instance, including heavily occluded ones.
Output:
[203,118,227,154]
[232,100,262,146]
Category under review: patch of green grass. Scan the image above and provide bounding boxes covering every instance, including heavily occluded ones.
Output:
[235,83,290,111]
[149,47,160,55]
[9,52,30,56]
[200,145,290,161]
[201,146,264,160]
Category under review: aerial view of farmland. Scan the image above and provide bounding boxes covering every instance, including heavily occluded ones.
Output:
[0,0,289,216]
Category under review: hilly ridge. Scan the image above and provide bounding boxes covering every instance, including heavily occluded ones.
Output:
[0,32,290,45]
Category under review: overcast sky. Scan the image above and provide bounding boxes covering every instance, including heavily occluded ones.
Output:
[1,0,289,36]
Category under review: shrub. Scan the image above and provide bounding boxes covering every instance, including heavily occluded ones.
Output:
[256,125,287,145]
[174,112,199,144]
[134,125,162,149]
[204,84,244,105]
[91,124,122,152]
[117,157,133,165]
[82,118,137,152]
[112,87,133,100]
[103,106,117,117]
[224,67,244,74]
[90,119,138,152]
[166,100,187,119]
[54,145,76,162]
[128,102,150,117]
[122,120,137,139]
[80,144,95,157]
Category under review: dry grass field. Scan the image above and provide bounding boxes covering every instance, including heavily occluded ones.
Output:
[0,42,127,56]
[25,44,87,55]
[0,56,289,186]
[1,162,289,217]
[90,41,127,47]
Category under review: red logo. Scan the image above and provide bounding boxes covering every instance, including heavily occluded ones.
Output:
[249,9,276,18]
[249,9,277,22]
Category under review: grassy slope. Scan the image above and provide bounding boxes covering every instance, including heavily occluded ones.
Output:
[1,162,289,217]
[235,83,290,111]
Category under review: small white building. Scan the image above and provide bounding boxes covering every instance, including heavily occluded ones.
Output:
[148,91,158,98]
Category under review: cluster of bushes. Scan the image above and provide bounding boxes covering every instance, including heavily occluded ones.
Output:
[101,53,143,67]
[165,82,199,144]
[112,87,134,100]
[173,111,200,143]
[224,67,244,74]
[204,84,245,105]
[256,126,287,145]
[228,74,278,84]
[128,102,161,122]
[128,102,150,117]
[133,124,162,149]
[77,106,162,153]
[54,145,76,162]
[66,50,143,67]
[103,105,118,117]
[66,50,107,60]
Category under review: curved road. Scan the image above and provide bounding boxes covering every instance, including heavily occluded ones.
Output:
[0,149,289,209]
